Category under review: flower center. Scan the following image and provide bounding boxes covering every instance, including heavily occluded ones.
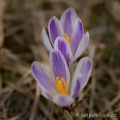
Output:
[56,77,68,94]
[64,34,71,45]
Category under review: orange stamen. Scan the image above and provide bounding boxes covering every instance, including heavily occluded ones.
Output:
[56,77,68,94]
[64,34,71,45]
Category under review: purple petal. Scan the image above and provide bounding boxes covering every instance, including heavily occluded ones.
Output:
[70,75,82,98]
[53,94,73,107]
[71,18,84,55]
[50,50,70,87]
[42,27,53,52]
[70,57,92,98]
[54,36,73,65]
[72,32,89,63]
[37,84,53,100]
[60,7,77,39]
[48,16,63,45]
[31,61,57,95]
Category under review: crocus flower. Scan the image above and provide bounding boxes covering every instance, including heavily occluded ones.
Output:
[31,50,92,111]
[42,7,89,67]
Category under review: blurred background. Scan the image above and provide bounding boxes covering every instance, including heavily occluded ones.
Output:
[0,0,120,120]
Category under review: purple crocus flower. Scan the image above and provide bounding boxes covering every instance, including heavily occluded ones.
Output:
[42,7,89,67]
[31,50,92,111]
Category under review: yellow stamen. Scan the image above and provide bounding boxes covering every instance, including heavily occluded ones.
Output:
[61,78,68,93]
[64,34,71,45]
[56,77,68,94]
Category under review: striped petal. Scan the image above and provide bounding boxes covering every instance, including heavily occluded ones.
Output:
[50,50,70,87]
[70,57,92,98]
[31,61,57,96]
[53,94,73,107]
[70,75,82,99]
[54,36,73,65]
[42,27,53,52]
[37,84,53,100]
[71,18,84,55]
[72,32,89,63]
[60,7,77,39]
[48,16,63,45]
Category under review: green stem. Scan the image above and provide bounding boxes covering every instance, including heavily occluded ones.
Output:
[64,110,73,120]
